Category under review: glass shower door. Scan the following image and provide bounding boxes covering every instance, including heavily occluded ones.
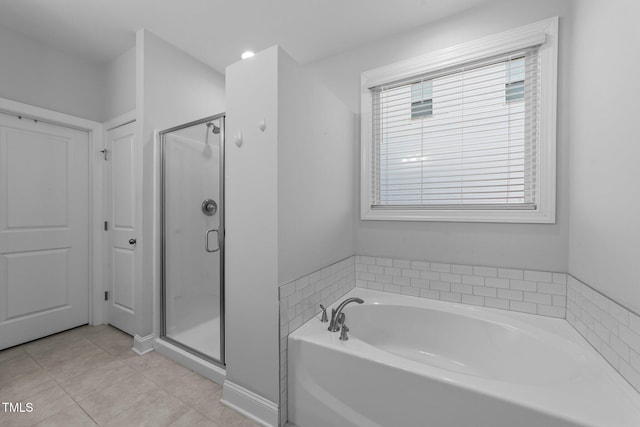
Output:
[160,115,224,365]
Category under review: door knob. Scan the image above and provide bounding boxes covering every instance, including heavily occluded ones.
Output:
[129,238,137,245]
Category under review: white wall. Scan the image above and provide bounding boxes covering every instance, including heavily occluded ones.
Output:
[136,29,226,339]
[568,0,640,313]
[105,46,136,121]
[277,52,356,284]
[225,46,280,405]
[0,24,105,121]
[225,46,356,420]
[307,0,573,272]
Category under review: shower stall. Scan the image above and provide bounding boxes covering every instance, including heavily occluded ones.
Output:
[159,114,225,367]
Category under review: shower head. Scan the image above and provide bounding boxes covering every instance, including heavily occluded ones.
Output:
[206,121,220,134]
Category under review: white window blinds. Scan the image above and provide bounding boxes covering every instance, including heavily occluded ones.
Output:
[370,47,541,210]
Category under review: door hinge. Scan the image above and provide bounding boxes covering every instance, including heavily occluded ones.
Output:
[104,291,108,301]
[100,149,108,160]
[104,221,108,231]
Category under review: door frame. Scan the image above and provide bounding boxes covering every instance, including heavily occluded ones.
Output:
[102,110,139,333]
[0,97,105,327]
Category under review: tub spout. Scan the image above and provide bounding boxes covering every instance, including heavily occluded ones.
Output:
[328,297,364,332]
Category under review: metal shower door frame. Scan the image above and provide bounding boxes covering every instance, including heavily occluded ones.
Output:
[159,112,226,368]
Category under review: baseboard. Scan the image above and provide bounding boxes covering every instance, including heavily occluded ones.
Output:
[132,334,154,355]
[222,380,279,427]
[154,338,226,386]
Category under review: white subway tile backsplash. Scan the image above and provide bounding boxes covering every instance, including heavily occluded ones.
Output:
[524,292,552,305]
[611,335,631,362]
[384,267,402,276]
[383,284,402,294]
[630,314,640,335]
[484,277,510,289]
[430,281,450,292]
[510,300,537,314]
[440,292,461,303]
[524,270,552,283]
[411,260,430,271]
[355,255,566,319]
[620,326,640,354]
[431,262,451,273]
[393,275,411,286]
[485,297,509,310]
[410,278,430,289]
[376,257,393,267]
[392,259,411,269]
[359,256,375,265]
[552,273,568,285]
[452,264,473,275]
[402,268,420,279]
[451,283,473,295]
[368,264,384,274]
[401,286,420,297]
[473,266,498,277]
[279,282,296,299]
[440,273,461,283]
[538,282,566,295]
[474,286,497,298]
[462,275,485,286]
[498,268,523,280]
[510,279,537,292]
[538,305,565,318]
[567,275,640,393]
[552,295,566,307]
[420,270,440,280]
[498,289,523,301]
[420,289,439,299]
[461,294,484,306]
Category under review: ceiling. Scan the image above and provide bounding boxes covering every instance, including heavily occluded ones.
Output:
[0,0,496,73]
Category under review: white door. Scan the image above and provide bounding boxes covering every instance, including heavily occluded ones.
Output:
[0,113,89,350]
[105,122,138,335]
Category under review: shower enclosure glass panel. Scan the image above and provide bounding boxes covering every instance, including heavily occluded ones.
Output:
[160,115,224,365]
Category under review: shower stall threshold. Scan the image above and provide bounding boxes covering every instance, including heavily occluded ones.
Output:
[154,337,226,386]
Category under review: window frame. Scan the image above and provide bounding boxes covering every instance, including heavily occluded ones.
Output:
[360,17,558,223]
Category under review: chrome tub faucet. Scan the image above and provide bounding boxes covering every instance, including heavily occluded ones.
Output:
[328,297,364,332]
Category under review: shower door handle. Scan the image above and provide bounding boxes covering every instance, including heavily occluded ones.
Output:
[205,228,220,253]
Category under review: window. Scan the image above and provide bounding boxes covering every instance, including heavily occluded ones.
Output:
[361,18,558,223]
[505,57,525,102]
[411,80,433,119]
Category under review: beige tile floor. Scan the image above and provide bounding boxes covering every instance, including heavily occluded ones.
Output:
[0,325,259,427]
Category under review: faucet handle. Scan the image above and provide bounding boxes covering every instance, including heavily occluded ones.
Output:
[319,305,328,322]
[339,323,350,341]
[327,308,338,331]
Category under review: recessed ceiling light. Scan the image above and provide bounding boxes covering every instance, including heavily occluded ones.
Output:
[241,51,255,60]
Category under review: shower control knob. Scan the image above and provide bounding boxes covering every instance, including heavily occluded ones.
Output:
[129,238,137,245]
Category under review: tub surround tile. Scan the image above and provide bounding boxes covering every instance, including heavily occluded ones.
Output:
[278,257,355,426]
[355,256,567,319]
[567,275,640,392]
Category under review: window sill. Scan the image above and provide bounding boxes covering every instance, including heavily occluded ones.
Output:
[361,206,555,224]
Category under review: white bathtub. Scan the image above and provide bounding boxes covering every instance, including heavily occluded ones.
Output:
[288,288,640,427]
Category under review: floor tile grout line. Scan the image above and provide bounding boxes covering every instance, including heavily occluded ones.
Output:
[23,383,77,427]
[1,325,254,426]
